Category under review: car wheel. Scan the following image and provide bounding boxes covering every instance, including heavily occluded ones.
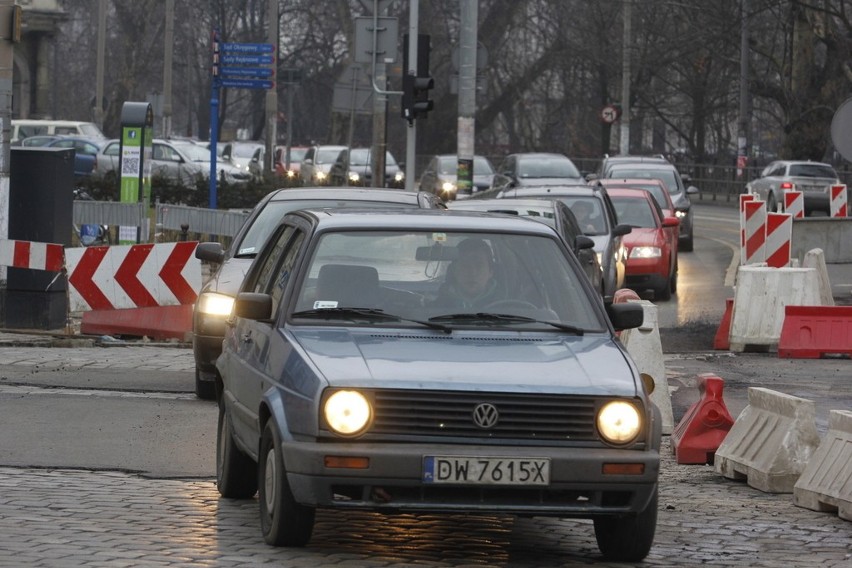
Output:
[679,231,694,252]
[195,368,217,400]
[216,400,258,499]
[670,262,678,294]
[259,420,315,547]
[594,487,658,561]
[655,275,672,301]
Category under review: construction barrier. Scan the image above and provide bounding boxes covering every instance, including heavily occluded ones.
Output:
[793,409,852,521]
[81,304,193,342]
[713,298,733,350]
[619,299,673,435]
[801,248,834,306]
[729,265,822,352]
[764,213,792,268]
[778,305,852,359]
[742,199,766,265]
[671,374,734,464]
[784,190,804,218]
[714,387,821,493]
[0,239,64,272]
[830,184,848,218]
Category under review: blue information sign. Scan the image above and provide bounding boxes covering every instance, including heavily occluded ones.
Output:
[220,42,275,54]
[220,67,274,78]
[220,53,274,65]
[219,78,274,90]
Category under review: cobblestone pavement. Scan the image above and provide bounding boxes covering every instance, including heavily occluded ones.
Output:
[1,438,850,568]
[0,343,850,566]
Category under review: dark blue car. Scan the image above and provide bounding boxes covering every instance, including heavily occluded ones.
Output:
[215,208,659,562]
[21,135,104,178]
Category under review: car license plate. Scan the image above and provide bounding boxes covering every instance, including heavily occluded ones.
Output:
[422,456,550,485]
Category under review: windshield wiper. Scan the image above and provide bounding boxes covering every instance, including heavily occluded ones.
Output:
[428,312,585,335]
[291,307,451,333]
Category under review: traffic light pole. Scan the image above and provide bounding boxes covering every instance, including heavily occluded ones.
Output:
[404,0,419,192]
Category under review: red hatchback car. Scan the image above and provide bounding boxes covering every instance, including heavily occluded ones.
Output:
[607,187,680,301]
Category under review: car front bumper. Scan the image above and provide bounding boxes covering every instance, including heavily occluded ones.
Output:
[282,441,659,517]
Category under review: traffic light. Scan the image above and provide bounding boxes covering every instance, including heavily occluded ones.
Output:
[401,34,434,124]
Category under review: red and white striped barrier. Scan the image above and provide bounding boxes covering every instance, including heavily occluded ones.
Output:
[765,213,792,268]
[783,190,804,218]
[739,193,755,262]
[0,239,64,272]
[742,200,766,265]
[65,242,201,312]
[830,184,848,217]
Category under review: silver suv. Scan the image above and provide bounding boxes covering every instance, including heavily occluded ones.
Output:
[746,160,841,215]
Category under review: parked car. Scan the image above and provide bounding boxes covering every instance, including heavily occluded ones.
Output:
[192,188,446,400]
[603,161,698,252]
[447,197,603,293]
[24,135,105,178]
[215,207,656,561]
[590,154,670,181]
[608,187,680,301]
[328,147,405,188]
[483,184,631,302]
[300,145,347,185]
[490,152,584,193]
[274,145,309,180]
[11,119,106,144]
[418,154,496,199]
[745,160,842,216]
[171,139,252,185]
[221,141,265,179]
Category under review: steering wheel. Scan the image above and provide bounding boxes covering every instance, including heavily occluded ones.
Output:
[483,299,539,311]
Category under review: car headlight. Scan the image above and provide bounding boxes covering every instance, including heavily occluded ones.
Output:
[441,181,456,193]
[324,390,372,436]
[629,246,662,259]
[597,400,642,444]
[196,292,234,316]
[286,169,296,178]
[596,252,603,266]
[316,171,327,181]
[348,172,360,183]
[675,210,687,218]
[394,172,405,182]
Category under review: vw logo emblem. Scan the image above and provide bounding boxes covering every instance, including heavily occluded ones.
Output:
[472,403,499,429]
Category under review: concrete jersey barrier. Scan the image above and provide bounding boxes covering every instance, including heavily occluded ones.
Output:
[793,409,852,521]
[714,387,821,493]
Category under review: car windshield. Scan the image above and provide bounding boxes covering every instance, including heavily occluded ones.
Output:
[609,183,669,210]
[317,148,344,163]
[612,196,656,228]
[232,144,261,158]
[438,156,494,175]
[291,230,603,330]
[608,167,679,193]
[288,148,308,162]
[348,149,398,166]
[787,164,837,178]
[517,158,581,179]
[235,200,413,256]
[172,143,209,162]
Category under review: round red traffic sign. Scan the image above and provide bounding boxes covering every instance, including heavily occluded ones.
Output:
[600,105,619,124]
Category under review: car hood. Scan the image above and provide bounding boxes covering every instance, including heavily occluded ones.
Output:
[289,327,638,396]
[202,257,252,295]
[623,227,665,248]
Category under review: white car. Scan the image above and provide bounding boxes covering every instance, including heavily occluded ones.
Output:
[745,160,841,215]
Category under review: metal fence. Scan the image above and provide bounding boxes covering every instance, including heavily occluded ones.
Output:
[154,203,249,237]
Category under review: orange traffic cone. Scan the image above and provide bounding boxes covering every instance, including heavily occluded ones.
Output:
[671,373,735,464]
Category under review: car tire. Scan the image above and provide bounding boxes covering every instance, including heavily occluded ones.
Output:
[216,400,258,499]
[679,232,694,252]
[195,368,217,400]
[593,487,658,562]
[259,420,315,547]
[670,262,678,294]
[656,275,672,301]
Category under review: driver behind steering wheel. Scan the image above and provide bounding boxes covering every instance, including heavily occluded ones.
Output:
[434,238,506,310]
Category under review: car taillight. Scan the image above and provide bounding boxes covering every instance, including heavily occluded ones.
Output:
[780,182,794,189]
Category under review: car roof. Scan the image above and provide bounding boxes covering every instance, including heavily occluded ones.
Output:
[599,177,667,187]
[504,184,600,197]
[450,197,560,210]
[266,187,441,206]
[290,208,560,235]
[606,187,655,199]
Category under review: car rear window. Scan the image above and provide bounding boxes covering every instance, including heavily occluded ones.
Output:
[788,164,837,179]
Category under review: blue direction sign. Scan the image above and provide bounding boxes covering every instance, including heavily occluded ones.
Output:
[220,53,274,65]
[220,67,274,78]
[220,42,274,54]
[220,78,274,90]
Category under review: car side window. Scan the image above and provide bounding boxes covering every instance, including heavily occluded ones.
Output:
[105,143,120,156]
[248,226,305,315]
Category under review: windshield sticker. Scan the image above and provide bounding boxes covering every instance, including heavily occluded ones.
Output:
[313,300,338,309]
[238,246,256,255]
[432,232,447,243]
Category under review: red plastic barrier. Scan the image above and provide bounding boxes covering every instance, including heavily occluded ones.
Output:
[778,305,852,359]
[612,288,642,337]
[671,374,735,464]
[81,305,193,341]
[713,298,733,350]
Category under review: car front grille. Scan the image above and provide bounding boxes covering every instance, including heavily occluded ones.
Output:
[367,389,599,441]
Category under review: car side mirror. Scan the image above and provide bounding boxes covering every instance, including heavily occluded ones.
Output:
[585,173,599,182]
[681,174,692,184]
[233,292,273,321]
[607,302,644,331]
[686,186,699,194]
[195,242,225,264]
[575,235,596,250]
[662,216,680,228]
[612,224,632,237]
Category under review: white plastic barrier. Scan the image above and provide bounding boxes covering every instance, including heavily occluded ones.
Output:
[794,410,852,521]
[729,265,823,352]
[619,299,673,435]
[801,248,834,306]
[714,387,821,493]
